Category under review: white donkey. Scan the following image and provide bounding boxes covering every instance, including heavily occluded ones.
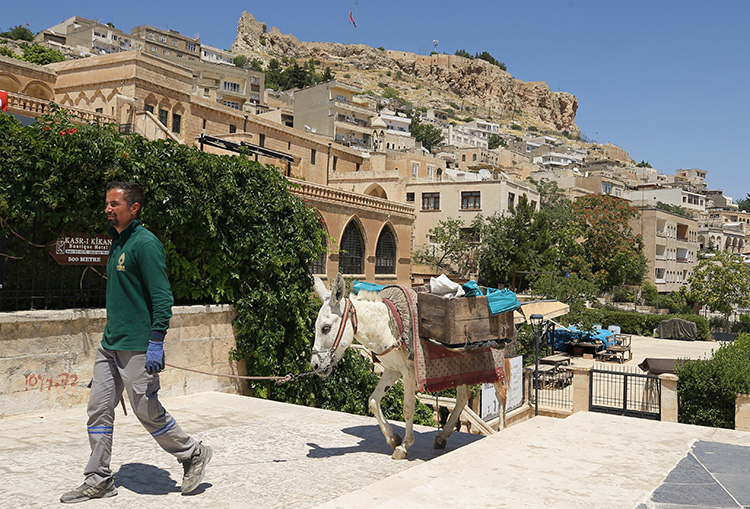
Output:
[311,273,507,460]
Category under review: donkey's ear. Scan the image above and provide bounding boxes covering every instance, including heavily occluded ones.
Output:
[314,276,330,301]
[330,273,345,308]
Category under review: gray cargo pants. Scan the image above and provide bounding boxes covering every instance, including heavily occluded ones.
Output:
[84,344,199,485]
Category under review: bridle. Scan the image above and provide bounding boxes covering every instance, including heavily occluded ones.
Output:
[331,297,358,353]
[313,297,358,367]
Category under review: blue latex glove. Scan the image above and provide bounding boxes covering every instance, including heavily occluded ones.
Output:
[145,340,165,374]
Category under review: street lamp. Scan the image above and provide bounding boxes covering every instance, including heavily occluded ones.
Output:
[530,313,544,416]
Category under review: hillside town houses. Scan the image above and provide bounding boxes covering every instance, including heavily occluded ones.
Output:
[2,17,748,294]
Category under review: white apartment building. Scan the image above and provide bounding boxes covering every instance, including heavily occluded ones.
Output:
[628,186,707,215]
[444,124,487,149]
[201,44,236,66]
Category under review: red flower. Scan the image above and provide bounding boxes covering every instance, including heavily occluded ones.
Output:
[58,128,78,136]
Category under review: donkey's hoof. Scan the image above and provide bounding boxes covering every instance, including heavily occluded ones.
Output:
[392,447,407,460]
[387,434,403,449]
[434,436,447,449]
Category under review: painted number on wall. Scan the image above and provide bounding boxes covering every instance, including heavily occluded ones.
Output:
[24,373,79,391]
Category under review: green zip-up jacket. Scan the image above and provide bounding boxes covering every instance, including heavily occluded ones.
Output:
[102,219,173,351]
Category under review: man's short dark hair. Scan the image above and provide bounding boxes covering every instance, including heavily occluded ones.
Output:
[108,181,144,218]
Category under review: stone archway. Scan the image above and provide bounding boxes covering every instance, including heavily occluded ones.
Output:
[0,74,21,93]
[23,81,54,100]
[364,183,387,200]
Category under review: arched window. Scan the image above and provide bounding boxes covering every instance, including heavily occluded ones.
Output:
[310,230,328,275]
[339,221,365,275]
[375,226,397,274]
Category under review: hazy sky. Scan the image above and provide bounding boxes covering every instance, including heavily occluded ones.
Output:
[7,1,749,201]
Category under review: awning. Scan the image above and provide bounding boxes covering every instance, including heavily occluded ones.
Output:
[638,358,685,375]
[513,300,570,325]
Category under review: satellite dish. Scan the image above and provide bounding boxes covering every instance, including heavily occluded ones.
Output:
[479,169,492,180]
[311,127,317,133]
[304,125,311,131]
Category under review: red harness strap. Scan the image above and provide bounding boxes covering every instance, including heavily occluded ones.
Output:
[331,298,358,354]
[382,298,404,336]
[377,298,405,357]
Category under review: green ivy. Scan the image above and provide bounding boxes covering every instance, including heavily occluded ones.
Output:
[0,107,438,425]
[0,106,325,395]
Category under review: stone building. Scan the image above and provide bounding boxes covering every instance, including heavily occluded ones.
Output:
[328,149,447,203]
[406,176,539,254]
[529,167,627,200]
[34,16,133,56]
[0,55,56,102]
[294,81,377,150]
[629,207,699,293]
[130,25,201,62]
[2,52,414,286]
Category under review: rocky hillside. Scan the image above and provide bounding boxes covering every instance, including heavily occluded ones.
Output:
[231,12,579,135]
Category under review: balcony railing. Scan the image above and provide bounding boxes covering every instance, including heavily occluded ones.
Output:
[289,178,415,217]
[6,92,116,125]
[330,97,376,116]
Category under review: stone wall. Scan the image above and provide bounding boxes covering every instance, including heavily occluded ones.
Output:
[0,304,245,418]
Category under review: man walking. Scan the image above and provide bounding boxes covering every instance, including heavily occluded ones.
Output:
[61,182,211,503]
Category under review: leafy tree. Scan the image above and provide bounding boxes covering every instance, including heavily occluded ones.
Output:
[636,160,652,168]
[475,195,556,290]
[233,54,248,68]
[487,133,506,150]
[22,44,64,65]
[413,217,475,276]
[571,194,646,290]
[530,271,598,315]
[0,25,34,41]
[641,280,658,306]
[264,58,283,89]
[321,66,335,82]
[661,287,695,315]
[688,251,750,319]
[454,49,472,59]
[409,116,444,152]
[737,194,750,212]
[528,177,567,213]
[474,51,506,71]
[262,57,327,91]
[528,177,585,276]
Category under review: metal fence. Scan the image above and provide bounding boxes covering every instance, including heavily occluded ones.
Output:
[589,363,661,420]
[0,236,107,312]
[528,366,574,412]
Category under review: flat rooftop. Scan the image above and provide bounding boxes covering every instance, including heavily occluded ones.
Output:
[3,390,750,508]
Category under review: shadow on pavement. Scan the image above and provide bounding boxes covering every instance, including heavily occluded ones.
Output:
[306,424,483,461]
[115,463,179,495]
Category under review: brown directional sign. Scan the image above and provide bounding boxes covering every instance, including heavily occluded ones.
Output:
[49,234,111,266]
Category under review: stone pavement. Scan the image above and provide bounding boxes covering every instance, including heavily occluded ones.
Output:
[3,391,750,508]
[0,391,481,509]
[568,334,718,369]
